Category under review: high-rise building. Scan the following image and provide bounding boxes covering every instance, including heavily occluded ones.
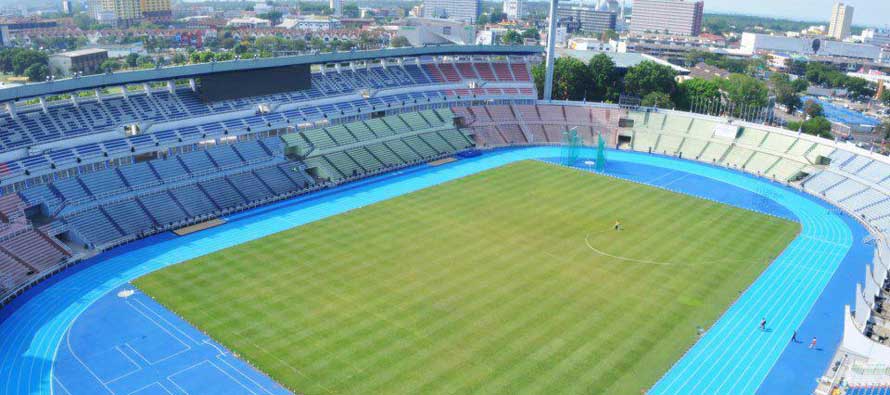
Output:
[503,0,526,20]
[329,0,342,17]
[629,0,703,37]
[140,0,171,23]
[61,0,72,15]
[828,2,854,40]
[422,0,480,24]
[557,4,617,35]
[89,0,142,27]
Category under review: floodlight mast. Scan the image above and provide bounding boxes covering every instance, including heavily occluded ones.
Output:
[543,0,558,101]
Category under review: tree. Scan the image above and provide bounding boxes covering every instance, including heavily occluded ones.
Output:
[24,64,48,82]
[788,116,832,138]
[521,28,539,40]
[531,57,591,100]
[73,12,92,30]
[587,53,618,102]
[719,73,768,114]
[258,11,283,25]
[601,29,619,41]
[623,61,677,97]
[882,90,890,106]
[343,4,360,18]
[641,91,674,108]
[489,11,506,24]
[674,78,720,111]
[501,30,522,45]
[310,37,326,50]
[125,53,140,68]
[100,59,122,72]
[171,53,188,65]
[770,73,802,114]
[880,118,890,140]
[11,50,48,76]
[390,36,410,48]
[803,99,824,118]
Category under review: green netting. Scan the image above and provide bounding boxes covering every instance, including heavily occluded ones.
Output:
[596,133,606,172]
[560,128,582,166]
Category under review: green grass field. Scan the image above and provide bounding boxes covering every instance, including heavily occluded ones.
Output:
[134,160,800,395]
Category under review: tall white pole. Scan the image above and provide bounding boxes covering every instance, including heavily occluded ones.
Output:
[543,0,558,101]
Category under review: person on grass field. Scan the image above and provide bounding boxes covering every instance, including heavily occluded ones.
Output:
[614,220,621,231]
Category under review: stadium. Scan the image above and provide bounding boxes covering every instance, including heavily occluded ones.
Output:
[0,44,886,395]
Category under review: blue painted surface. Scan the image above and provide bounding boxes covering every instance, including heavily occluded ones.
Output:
[757,212,873,394]
[0,147,863,395]
[52,285,289,395]
[803,96,881,127]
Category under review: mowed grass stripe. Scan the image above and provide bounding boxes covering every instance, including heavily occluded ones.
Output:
[134,160,799,395]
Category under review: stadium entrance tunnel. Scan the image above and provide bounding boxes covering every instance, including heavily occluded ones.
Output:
[0,146,856,395]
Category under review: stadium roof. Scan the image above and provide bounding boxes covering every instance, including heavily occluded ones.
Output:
[0,45,542,103]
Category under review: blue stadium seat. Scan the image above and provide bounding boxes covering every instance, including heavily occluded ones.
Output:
[227,172,272,202]
[118,162,160,188]
[170,184,218,217]
[102,200,155,235]
[137,191,188,226]
[198,178,245,209]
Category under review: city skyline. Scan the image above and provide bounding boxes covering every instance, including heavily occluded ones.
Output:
[652,0,888,27]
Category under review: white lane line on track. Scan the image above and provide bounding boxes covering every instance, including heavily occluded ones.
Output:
[0,147,856,395]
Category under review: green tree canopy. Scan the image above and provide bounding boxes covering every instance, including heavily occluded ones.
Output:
[719,73,768,113]
[770,73,802,114]
[390,36,410,48]
[501,30,522,45]
[10,49,48,76]
[343,4,360,18]
[673,78,721,111]
[787,116,832,138]
[623,61,677,97]
[24,63,48,82]
[641,91,674,108]
[100,59,122,72]
[532,57,591,100]
[587,53,618,102]
[803,99,824,118]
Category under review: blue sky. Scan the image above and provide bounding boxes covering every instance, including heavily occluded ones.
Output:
[681,0,889,27]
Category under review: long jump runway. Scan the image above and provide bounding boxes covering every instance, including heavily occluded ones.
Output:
[0,147,858,394]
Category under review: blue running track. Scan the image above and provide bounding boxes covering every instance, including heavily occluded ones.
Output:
[0,147,860,394]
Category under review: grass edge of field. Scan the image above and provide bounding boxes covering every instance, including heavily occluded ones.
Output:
[131,159,803,394]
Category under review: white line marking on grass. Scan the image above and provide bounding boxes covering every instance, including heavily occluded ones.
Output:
[244,338,337,394]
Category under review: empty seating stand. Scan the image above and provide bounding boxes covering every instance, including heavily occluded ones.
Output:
[1,230,68,271]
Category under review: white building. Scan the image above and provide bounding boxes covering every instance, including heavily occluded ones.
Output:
[862,29,890,47]
[329,0,342,17]
[226,17,272,28]
[740,33,882,62]
[397,17,476,46]
[828,2,854,40]
[502,0,525,20]
[568,37,614,52]
[422,0,480,24]
[629,0,703,37]
[278,16,341,31]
